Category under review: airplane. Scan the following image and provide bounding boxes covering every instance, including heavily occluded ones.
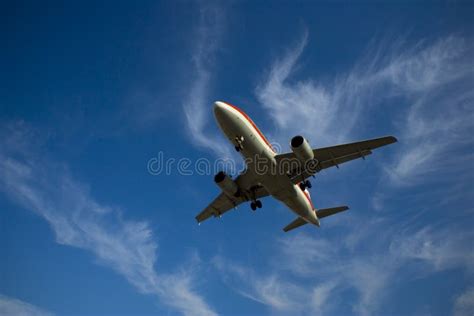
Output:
[195,101,397,232]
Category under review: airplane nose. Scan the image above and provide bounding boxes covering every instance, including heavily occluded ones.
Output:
[214,101,226,112]
[213,101,228,120]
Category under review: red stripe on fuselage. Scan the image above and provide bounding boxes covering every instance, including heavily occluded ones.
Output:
[222,102,276,153]
[221,102,314,211]
[300,184,315,210]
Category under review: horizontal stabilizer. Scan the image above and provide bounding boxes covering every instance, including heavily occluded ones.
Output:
[316,206,349,219]
[283,217,308,232]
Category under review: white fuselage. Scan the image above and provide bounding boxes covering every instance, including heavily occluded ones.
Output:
[213,101,319,225]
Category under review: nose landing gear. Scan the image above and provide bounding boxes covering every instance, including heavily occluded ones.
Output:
[234,136,244,152]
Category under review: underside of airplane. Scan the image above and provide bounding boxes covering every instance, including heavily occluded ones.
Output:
[196,101,397,232]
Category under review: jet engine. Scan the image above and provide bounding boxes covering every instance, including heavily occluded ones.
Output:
[290,135,314,163]
[214,171,239,197]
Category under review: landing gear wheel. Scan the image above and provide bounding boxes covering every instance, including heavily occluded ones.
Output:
[255,200,262,208]
[299,180,312,190]
[250,202,257,211]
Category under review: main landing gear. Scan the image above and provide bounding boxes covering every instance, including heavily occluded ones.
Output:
[250,200,262,211]
[299,180,312,191]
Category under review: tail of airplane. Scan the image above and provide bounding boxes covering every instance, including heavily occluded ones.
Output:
[283,205,349,232]
[317,206,349,219]
[283,217,308,232]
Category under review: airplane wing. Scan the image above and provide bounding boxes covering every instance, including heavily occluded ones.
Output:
[275,136,397,184]
[195,174,270,224]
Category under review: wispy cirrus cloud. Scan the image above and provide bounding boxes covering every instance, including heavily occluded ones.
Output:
[0,294,53,316]
[453,288,474,316]
[256,32,473,186]
[202,31,474,315]
[222,30,474,301]
[389,225,474,273]
[214,222,473,316]
[0,122,216,316]
[213,245,379,315]
[212,256,306,313]
[182,2,232,159]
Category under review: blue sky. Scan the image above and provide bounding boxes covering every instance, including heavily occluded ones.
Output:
[1,1,473,315]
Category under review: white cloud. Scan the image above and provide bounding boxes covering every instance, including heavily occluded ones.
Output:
[213,219,473,316]
[0,122,216,316]
[310,280,338,313]
[256,33,473,186]
[387,85,474,186]
[159,268,216,316]
[0,295,53,316]
[256,29,348,146]
[453,288,474,316]
[274,233,395,316]
[276,233,337,276]
[212,256,306,313]
[208,31,473,316]
[182,3,233,159]
[390,226,474,272]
